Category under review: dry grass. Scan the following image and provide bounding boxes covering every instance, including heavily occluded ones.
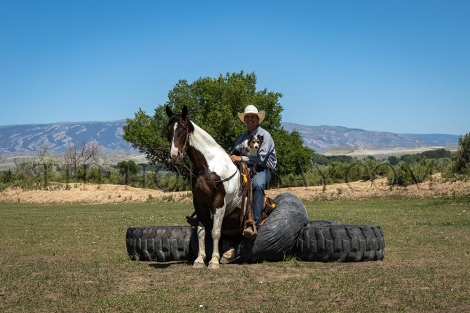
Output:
[1,195,470,312]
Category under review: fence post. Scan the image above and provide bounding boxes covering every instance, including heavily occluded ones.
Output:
[83,164,88,184]
[314,163,329,192]
[299,162,308,187]
[142,164,147,188]
[44,164,49,188]
[66,168,70,188]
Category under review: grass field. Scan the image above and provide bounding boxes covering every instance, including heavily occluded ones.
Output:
[1,195,469,312]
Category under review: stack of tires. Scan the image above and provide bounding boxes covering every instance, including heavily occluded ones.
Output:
[126,192,385,263]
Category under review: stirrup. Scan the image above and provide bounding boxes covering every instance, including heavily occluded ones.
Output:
[242,223,257,240]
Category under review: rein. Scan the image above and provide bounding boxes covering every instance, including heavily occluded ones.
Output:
[182,158,240,188]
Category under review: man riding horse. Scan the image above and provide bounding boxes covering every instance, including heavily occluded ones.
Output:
[230,105,277,237]
[165,105,276,269]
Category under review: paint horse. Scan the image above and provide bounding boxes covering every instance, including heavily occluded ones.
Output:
[165,105,244,269]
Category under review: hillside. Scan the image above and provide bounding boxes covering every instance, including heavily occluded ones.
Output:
[0,120,461,161]
[282,122,460,152]
[0,120,134,155]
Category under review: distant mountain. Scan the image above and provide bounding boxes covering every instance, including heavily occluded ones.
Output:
[0,120,134,155]
[0,120,460,156]
[282,122,460,152]
[403,133,461,146]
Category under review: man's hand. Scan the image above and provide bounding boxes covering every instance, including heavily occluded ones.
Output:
[230,155,242,162]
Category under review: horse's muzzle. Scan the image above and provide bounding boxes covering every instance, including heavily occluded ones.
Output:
[170,153,182,164]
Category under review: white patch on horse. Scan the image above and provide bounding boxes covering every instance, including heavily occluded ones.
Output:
[169,123,179,159]
[189,123,240,208]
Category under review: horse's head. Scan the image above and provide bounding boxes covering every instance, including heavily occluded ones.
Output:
[165,105,194,163]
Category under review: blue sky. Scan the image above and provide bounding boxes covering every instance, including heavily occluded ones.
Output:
[1,1,469,136]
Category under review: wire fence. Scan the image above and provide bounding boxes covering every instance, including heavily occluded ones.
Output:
[1,156,466,193]
[270,157,463,192]
[0,163,187,192]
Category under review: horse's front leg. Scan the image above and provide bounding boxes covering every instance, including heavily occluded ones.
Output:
[208,207,224,269]
[193,222,206,268]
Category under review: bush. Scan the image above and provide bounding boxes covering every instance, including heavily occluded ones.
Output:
[1,169,13,183]
[454,132,470,175]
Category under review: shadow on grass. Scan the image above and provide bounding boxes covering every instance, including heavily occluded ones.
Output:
[148,261,193,269]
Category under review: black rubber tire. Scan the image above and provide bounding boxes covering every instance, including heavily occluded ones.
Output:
[226,192,309,264]
[126,226,195,262]
[296,224,385,262]
[306,220,341,227]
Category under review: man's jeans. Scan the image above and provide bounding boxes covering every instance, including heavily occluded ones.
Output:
[252,166,271,226]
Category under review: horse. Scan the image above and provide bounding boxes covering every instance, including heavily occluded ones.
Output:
[165,105,245,269]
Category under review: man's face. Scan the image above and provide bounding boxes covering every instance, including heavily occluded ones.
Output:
[244,114,259,132]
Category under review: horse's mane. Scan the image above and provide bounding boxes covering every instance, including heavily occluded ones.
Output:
[189,120,227,154]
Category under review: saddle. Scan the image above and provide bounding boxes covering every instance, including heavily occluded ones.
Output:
[185,163,276,240]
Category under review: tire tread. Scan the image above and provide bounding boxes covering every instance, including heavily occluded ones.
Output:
[297,224,385,262]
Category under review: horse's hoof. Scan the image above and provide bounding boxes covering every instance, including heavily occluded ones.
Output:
[193,262,206,268]
[220,257,229,264]
[208,263,219,269]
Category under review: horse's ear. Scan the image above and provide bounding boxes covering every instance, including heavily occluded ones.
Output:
[182,105,188,120]
[165,106,173,118]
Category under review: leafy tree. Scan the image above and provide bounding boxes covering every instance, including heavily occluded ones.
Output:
[401,153,422,164]
[36,144,59,177]
[454,132,470,174]
[387,156,400,166]
[123,71,315,176]
[272,128,316,175]
[1,169,13,183]
[312,154,355,166]
[312,154,330,166]
[329,155,354,164]
[116,160,139,176]
[420,148,451,160]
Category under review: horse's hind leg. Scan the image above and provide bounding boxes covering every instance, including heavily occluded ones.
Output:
[193,224,206,268]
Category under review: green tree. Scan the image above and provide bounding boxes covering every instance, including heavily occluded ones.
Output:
[420,148,451,160]
[454,132,470,174]
[388,156,400,166]
[401,153,422,164]
[1,169,13,183]
[116,160,139,176]
[123,71,315,177]
[312,154,330,166]
[272,128,316,176]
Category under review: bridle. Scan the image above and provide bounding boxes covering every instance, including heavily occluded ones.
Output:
[177,120,190,162]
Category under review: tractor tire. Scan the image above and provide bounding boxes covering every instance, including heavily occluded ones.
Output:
[126,226,195,262]
[306,220,341,227]
[226,192,309,264]
[296,224,385,262]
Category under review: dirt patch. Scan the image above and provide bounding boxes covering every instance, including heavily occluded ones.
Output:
[1,176,470,204]
[267,177,470,201]
[0,183,193,204]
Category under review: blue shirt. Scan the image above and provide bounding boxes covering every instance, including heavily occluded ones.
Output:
[232,126,277,171]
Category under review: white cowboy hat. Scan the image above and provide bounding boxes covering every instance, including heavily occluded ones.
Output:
[238,105,266,124]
